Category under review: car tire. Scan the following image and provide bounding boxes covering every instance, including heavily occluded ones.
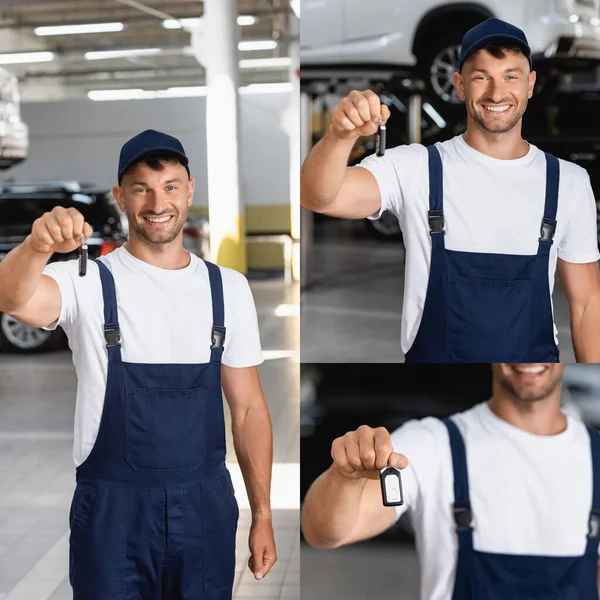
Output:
[0,313,63,353]
[364,210,403,242]
[417,32,465,117]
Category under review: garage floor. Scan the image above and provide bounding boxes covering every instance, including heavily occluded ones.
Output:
[0,279,299,600]
[302,219,578,363]
[301,539,420,599]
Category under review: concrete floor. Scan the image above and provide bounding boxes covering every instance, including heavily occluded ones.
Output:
[302,219,577,363]
[0,278,299,600]
[301,539,420,600]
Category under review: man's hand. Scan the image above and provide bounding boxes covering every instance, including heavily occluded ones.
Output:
[28,206,93,255]
[248,517,277,580]
[331,89,391,141]
[331,425,408,480]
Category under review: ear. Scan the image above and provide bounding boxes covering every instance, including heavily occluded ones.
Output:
[452,71,466,102]
[187,178,195,207]
[527,69,536,99]
[112,185,126,212]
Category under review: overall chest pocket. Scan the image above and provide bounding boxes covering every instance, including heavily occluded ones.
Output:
[125,386,207,472]
[445,276,532,362]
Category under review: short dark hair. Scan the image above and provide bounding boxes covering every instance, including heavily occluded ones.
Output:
[463,44,528,71]
[120,153,187,182]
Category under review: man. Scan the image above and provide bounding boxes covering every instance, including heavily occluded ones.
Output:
[300,18,600,363]
[302,363,600,599]
[0,129,276,599]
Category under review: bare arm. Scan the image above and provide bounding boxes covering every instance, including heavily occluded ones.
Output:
[300,90,390,219]
[0,206,92,327]
[557,259,600,362]
[301,425,408,548]
[221,364,276,579]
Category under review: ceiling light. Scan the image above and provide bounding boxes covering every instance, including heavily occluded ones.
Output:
[163,15,257,29]
[0,51,54,64]
[240,57,292,69]
[239,40,277,51]
[569,14,580,23]
[239,83,293,94]
[290,0,300,18]
[88,89,148,101]
[34,22,124,36]
[85,48,162,60]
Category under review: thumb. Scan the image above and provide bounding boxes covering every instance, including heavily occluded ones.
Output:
[388,452,408,469]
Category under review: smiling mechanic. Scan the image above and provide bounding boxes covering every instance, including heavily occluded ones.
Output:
[0,129,276,599]
[302,363,600,599]
[300,18,600,363]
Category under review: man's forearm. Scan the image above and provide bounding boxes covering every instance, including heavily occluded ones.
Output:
[300,126,356,213]
[231,403,273,519]
[301,466,367,548]
[0,236,52,313]
[571,297,600,361]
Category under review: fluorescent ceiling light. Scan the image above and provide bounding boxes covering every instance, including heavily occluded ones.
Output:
[88,83,292,101]
[0,51,54,64]
[85,48,162,60]
[163,15,257,29]
[240,57,292,69]
[239,40,277,51]
[34,22,124,36]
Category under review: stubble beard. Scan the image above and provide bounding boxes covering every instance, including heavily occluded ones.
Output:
[129,210,187,245]
[468,99,527,134]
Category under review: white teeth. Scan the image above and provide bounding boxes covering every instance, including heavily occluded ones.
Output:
[145,216,171,223]
[515,367,545,374]
[485,105,510,113]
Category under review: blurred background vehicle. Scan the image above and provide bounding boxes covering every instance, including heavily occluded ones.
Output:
[301,0,600,113]
[0,181,128,352]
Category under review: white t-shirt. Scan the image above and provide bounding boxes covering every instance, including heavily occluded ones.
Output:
[359,135,600,355]
[391,403,595,600]
[42,247,263,467]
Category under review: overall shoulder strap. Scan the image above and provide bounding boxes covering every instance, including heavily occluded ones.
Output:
[443,418,473,541]
[427,145,445,250]
[94,259,122,362]
[538,152,559,257]
[204,260,226,364]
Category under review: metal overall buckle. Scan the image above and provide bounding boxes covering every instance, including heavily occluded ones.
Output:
[588,510,600,539]
[539,217,556,243]
[211,326,226,350]
[103,323,121,348]
[428,210,445,234]
[453,501,473,531]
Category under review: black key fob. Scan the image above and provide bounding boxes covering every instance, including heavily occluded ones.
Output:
[376,124,386,157]
[78,238,88,277]
[380,466,403,507]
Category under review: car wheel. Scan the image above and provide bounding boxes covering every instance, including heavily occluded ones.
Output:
[417,33,465,118]
[0,313,63,353]
[364,210,403,241]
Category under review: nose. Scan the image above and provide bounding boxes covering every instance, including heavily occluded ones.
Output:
[487,79,509,103]
[146,190,170,214]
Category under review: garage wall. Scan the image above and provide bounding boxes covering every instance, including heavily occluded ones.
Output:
[6,93,291,209]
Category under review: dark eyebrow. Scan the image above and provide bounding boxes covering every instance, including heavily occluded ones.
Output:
[130,179,183,187]
[164,179,183,184]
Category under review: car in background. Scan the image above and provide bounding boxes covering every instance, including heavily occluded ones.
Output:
[0,66,28,169]
[301,0,600,111]
[0,181,128,353]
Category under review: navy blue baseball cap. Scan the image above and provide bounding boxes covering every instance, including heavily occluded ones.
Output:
[118,129,190,184]
[459,18,532,72]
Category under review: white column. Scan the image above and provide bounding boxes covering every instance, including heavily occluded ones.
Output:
[191,0,246,272]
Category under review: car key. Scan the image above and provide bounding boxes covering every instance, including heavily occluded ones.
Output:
[376,120,386,157]
[78,235,88,277]
[380,466,404,506]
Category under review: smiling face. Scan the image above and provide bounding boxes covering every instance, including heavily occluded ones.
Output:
[453,46,536,135]
[492,363,565,403]
[113,157,194,246]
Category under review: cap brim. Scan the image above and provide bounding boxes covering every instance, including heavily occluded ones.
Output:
[119,147,189,182]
